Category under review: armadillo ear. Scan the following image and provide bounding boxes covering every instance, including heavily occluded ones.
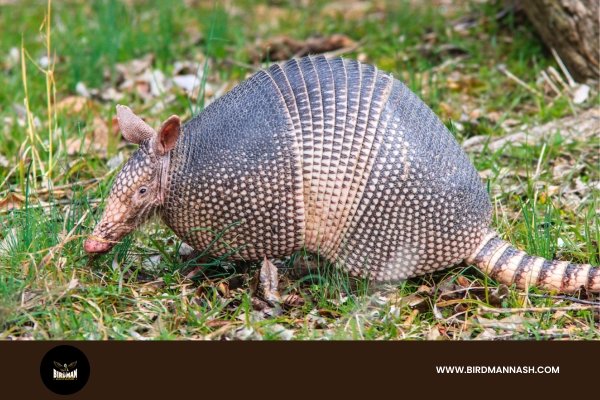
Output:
[156,115,181,155]
[116,104,155,144]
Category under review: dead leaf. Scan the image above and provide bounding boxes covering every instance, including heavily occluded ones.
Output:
[306,309,327,328]
[551,310,568,322]
[251,4,289,32]
[56,96,91,115]
[474,328,502,340]
[415,41,469,63]
[205,319,232,329]
[321,1,373,20]
[65,117,109,156]
[475,314,536,332]
[487,111,501,123]
[488,284,510,306]
[402,309,419,328]
[0,192,25,211]
[98,87,124,102]
[75,81,91,98]
[233,326,261,340]
[92,116,109,149]
[432,305,444,320]
[260,257,281,304]
[56,257,67,269]
[251,297,270,311]
[116,53,154,78]
[454,303,468,314]
[456,275,471,288]
[327,293,349,306]
[67,278,79,291]
[178,242,195,258]
[438,101,458,120]
[65,137,85,156]
[217,281,230,298]
[283,293,305,308]
[318,309,341,319]
[426,325,444,340]
[417,284,433,294]
[445,71,483,93]
[106,152,124,171]
[250,34,356,62]
[267,324,294,340]
[173,74,198,94]
[436,280,463,301]
[142,255,162,270]
[3,47,19,70]
[140,279,165,295]
[397,292,428,310]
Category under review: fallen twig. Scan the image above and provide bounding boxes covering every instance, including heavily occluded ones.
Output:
[522,293,600,306]
[478,305,599,314]
[463,107,599,153]
[322,38,366,59]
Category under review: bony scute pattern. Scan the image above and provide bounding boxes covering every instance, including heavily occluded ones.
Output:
[85,55,599,294]
[165,55,491,280]
[164,69,305,260]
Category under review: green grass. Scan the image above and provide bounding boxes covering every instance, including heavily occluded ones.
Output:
[0,0,598,340]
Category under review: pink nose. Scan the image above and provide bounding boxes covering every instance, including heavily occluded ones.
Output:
[84,237,113,253]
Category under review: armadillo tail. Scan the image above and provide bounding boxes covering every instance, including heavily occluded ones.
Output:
[466,229,600,294]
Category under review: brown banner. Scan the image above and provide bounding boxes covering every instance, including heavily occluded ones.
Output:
[1,341,598,398]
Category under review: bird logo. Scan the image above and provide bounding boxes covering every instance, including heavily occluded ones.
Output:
[54,361,77,373]
[42,345,89,393]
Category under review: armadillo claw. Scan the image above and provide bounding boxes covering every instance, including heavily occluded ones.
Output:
[83,237,113,254]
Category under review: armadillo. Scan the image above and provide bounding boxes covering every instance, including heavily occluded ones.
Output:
[84,55,599,294]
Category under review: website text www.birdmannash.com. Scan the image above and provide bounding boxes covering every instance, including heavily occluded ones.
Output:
[435,365,560,374]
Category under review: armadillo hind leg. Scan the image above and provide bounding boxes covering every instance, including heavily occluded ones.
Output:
[467,229,600,294]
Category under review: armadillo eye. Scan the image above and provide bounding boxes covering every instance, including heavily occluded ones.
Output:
[139,187,147,195]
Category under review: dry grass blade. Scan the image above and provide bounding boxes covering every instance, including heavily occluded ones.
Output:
[39,210,89,268]
[551,48,576,88]
[204,321,241,340]
[0,178,101,197]
[497,64,542,96]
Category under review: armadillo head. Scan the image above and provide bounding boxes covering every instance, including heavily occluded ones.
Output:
[84,105,181,254]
